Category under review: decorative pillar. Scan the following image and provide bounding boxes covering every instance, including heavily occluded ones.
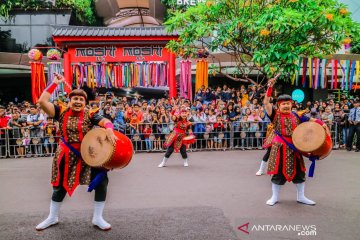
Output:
[169,52,177,98]
[63,52,72,93]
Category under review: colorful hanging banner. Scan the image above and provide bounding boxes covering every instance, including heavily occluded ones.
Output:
[71,62,168,89]
[195,59,209,91]
[47,62,63,100]
[30,62,46,103]
[180,59,193,100]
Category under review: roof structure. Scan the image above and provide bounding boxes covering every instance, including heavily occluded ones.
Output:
[52,26,177,37]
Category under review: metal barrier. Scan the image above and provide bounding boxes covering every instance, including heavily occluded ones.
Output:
[0,122,346,158]
[121,121,336,153]
[2,127,59,158]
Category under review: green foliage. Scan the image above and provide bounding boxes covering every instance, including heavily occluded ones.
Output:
[165,0,360,83]
[351,39,360,54]
[0,0,101,26]
[0,0,53,19]
[56,0,101,26]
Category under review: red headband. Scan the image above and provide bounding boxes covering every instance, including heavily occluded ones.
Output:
[277,100,293,105]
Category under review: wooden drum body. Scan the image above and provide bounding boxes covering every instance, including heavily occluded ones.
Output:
[81,128,133,169]
[292,121,332,159]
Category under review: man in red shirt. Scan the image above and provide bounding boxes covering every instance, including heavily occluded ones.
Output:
[0,105,10,157]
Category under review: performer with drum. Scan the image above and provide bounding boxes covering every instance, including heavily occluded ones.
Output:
[158,110,194,167]
[36,73,117,231]
[263,76,330,206]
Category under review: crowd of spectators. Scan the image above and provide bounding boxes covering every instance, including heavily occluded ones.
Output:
[0,84,359,157]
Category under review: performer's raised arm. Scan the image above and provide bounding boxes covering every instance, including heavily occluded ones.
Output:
[263,74,280,117]
[38,73,64,117]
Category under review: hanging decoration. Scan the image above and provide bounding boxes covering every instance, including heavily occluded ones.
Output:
[180,59,192,100]
[46,49,61,61]
[294,57,359,90]
[46,49,63,100]
[195,59,209,91]
[28,49,45,103]
[47,62,63,99]
[71,62,168,89]
[28,49,43,61]
[30,62,46,104]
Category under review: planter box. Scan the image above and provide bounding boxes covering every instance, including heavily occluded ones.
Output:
[0,9,71,50]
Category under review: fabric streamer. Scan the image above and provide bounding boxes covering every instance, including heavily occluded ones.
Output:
[30,62,46,103]
[302,58,307,87]
[296,58,302,86]
[355,61,360,92]
[349,60,355,90]
[180,59,193,100]
[308,58,313,88]
[334,60,338,89]
[195,59,209,91]
[47,62,63,100]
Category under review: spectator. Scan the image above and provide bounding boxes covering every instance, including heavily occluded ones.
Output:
[7,112,22,156]
[321,106,334,127]
[333,103,343,148]
[340,105,350,149]
[143,123,153,152]
[248,109,262,149]
[213,115,225,149]
[26,105,44,156]
[151,114,161,151]
[346,100,360,152]
[42,117,57,156]
[129,113,140,135]
[306,108,321,120]
[0,105,10,157]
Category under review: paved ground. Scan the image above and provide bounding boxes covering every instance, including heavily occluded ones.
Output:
[0,150,359,240]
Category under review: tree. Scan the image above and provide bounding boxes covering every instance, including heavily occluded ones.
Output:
[0,0,102,26]
[164,0,360,86]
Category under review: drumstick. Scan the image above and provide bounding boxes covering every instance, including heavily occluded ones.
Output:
[54,72,72,93]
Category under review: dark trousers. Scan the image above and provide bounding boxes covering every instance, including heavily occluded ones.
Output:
[165,143,187,159]
[0,138,6,157]
[52,159,108,202]
[346,124,360,150]
[271,152,305,185]
[262,147,271,162]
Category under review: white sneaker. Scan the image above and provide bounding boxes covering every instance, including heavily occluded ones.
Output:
[296,183,316,205]
[266,183,281,206]
[158,157,168,168]
[183,158,189,167]
[92,201,111,230]
[35,201,61,231]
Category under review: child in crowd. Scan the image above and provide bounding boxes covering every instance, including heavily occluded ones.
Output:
[143,124,153,152]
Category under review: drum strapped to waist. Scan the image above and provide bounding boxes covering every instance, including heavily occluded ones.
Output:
[292,121,332,159]
[81,128,133,170]
[183,135,196,145]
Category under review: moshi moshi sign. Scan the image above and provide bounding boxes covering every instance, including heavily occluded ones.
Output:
[292,89,305,103]
[177,0,206,6]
